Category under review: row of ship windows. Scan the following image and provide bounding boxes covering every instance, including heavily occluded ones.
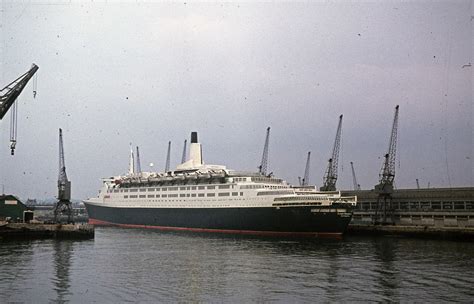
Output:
[275,196,328,201]
[111,184,233,193]
[256,190,294,196]
[251,177,282,184]
[123,192,245,199]
[273,202,323,206]
[110,184,289,193]
[116,202,266,207]
[239,185,288,190]
[233,178,248,182]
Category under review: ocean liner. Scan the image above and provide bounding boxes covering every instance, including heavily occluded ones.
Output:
[84,132,357,237]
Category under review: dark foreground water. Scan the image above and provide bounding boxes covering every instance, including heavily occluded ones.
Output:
[1,228,473,303]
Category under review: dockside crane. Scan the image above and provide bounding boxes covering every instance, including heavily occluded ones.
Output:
[0,64,39,155]
[53,128,73,223]
[181,139,187,163]
[299,152,311,186]
[258,127,271,176]
[320,115,343,191]
[165,141,171,172]
[136,146,142,174]
[350,161,361,190]
[374,105,399,224]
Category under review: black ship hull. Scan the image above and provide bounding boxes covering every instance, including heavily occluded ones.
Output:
[84,203,352,238]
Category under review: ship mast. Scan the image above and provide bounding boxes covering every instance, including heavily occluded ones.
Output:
[136,146,142,174]
[181,139,187,164]
[165,141,171,172]
[128,144,135,175]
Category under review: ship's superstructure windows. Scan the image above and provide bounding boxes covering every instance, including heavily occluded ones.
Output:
[272,202,323,207]
[198,186,205,190]
[169,187,178,191]
[207,186,215,189]
[162,188,167,191]
[198,193,205,197]
[274,196,328,202]
[207,193,215,197]
[124,195,129,199]
[191,194,196,197]
[139,195,146,198]
[218,193,230,197]
[140,189,146,192]
[250,177,283,184]
[180,194,186,197]
[232,192,238,196]
[180,187,186,190]
[130,195,137,198]
[240,185,264,189]
[191,186,196,190]
[130,189,138,192]
[162,194,167,198]
[218,185,230,189]
[169,194,178,198]
[148,195,155,198]
[234,177,248,182]
[257,190,293,196]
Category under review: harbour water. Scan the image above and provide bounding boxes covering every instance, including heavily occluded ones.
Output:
[1,227,473,302]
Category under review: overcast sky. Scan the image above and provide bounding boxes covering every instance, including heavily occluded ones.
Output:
[0,0,472,200]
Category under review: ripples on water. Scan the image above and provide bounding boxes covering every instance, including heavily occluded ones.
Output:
[1,228,473,302]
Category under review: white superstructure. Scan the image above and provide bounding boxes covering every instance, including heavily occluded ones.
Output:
[85,132,356,210]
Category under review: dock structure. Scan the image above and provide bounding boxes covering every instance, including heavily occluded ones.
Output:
[342,187,474,239]
[0,222,94,240]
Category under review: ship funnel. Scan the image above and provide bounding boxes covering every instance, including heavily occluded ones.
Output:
[175,131,203,170]
[189,131,202,166]
[191,132,198,144]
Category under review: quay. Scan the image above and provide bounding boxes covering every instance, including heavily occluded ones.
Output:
[0,222,94,240]
[342,187,474,240]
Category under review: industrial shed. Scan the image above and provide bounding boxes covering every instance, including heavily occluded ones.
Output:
[0,195,29,221]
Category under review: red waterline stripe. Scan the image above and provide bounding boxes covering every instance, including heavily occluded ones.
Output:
[89,218,343,238]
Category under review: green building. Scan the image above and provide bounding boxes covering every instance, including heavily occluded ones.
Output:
[0,195,28,221]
